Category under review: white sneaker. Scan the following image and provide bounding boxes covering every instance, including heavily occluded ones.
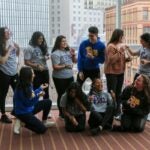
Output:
[13,119,21,134]
[43,120,56,128]
[147,113,150,121]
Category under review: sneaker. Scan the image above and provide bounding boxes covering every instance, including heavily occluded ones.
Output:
[91,127,101,135]
[13,119,21,134]
[43,120,56,128]
[1,114,12,123]
[147,113,150,121]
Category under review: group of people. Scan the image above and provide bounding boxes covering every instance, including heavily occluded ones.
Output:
[0,26,150,136]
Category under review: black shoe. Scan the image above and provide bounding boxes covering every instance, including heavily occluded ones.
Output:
[91,127,101,135]
[1,114,12,123]
[111,125,123,132]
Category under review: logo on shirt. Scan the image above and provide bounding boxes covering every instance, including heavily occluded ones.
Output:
[86,46,98,57]
[93,96,107,104]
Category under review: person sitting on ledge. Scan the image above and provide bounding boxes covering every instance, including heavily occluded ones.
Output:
[13,66,55,134]
[60,82,90,132]
[113,74,150,132]
[88,78,115,135]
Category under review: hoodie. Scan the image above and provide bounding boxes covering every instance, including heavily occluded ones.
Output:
[77,39,105,71]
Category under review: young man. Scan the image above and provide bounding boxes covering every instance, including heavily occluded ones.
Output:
[77,26,105,86]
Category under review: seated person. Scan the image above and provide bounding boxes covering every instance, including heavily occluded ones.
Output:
[60,82,90,132]
[13,66,55,134]
[113,74,150,132]
[88,78,115,135]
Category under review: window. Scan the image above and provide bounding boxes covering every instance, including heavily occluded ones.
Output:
[143,27,150,33]
[143,8,149,21]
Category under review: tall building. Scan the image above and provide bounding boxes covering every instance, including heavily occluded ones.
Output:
[0,0,50,47]
[105,0,150,84]
[49,0,104,47]
[84,0,116,9]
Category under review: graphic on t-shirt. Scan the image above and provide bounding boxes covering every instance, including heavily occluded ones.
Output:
[86,46,98,57]
[129,96,140,107]
[60,54,72,64]
[93,95,107,104]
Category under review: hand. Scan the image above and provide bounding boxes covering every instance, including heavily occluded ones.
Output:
[70,48,76,57]
[87,52,94,59]
[38,65,45,71]
[65,64,73,69]
[88,95,94,102]
[130,103,136,108]
[110,90,116,101]
[70,116,78,126]
[40,83,48,90]
[79,72,84,81]
[38,91,45,97]
[141,59,149,65]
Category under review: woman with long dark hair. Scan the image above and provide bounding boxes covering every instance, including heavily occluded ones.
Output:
[13,66,55,134]
[51,35,76,118]
[113,74,150,132]
[0,27,20,123]
[24,31,50,99]
[104,29,131,115]
[60,82,90,132]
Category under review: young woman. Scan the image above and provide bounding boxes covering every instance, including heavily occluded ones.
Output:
[113,74,150,132]
[51,35,76,118]
[0,27,20,123]
[88,78,115,135]
[60,82,90,132]
[24,31,50,99]
[13,67,55,134]
[104,29,131,115]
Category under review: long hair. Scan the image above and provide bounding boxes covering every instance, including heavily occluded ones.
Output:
[66,82,85,104]
[52,35,66,53]
[29,31,48,55]
[108,29,124,45]
[16,66,33,98]
[132,74,150,104]
[140,32,150,48]
[0,27,7,56]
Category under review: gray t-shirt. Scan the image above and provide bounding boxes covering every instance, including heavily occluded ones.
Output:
[90,91,113,113]
[24,45,48,70]
[51,50,73,78]
[60,93,84,115]
[138,47,150,77]
[0,40,17,76]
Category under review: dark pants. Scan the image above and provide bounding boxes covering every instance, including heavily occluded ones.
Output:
[121,114,147,132]
[0,70,18,114]
[105,73,124,113]
[53,77,74,116]
[65,114,86,132]
[88,106,114,129]
[77,69,100,86]
[33,70,50,99]
[17,99,52,134]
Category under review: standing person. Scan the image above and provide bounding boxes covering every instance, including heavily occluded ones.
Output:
[88,78,115,135]
[104,29,131,115]
[60,82,90,132]
[13,67,55,134]
[125,32,150,120]
[24,31,50,99]
[113,74,150,132]
[51,35,76,118]
[77,26,105,86]
[0,27,20,123]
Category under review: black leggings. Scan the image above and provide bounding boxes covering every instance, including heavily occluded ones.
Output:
[0,70,18,114]
[77,69,100,86]
[17,99,52,134]
[33,70,50,99]
[121,114,147,132]
[53,77,74,116]
[105,73,124,112]
[65,114,86,132]
[88,105,114,129]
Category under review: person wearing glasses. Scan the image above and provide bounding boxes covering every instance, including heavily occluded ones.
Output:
[77,26,105,86]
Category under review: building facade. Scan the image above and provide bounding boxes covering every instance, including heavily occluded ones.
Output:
[0,0,50,47]
[105,0,150,84]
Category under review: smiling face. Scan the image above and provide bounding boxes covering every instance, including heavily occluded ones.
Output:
[37,36,43,46]
[88,32,98,43]
[60,38,67,49]
[134,75,144,91]
[93,79,103,92]
[140,38,149,48]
